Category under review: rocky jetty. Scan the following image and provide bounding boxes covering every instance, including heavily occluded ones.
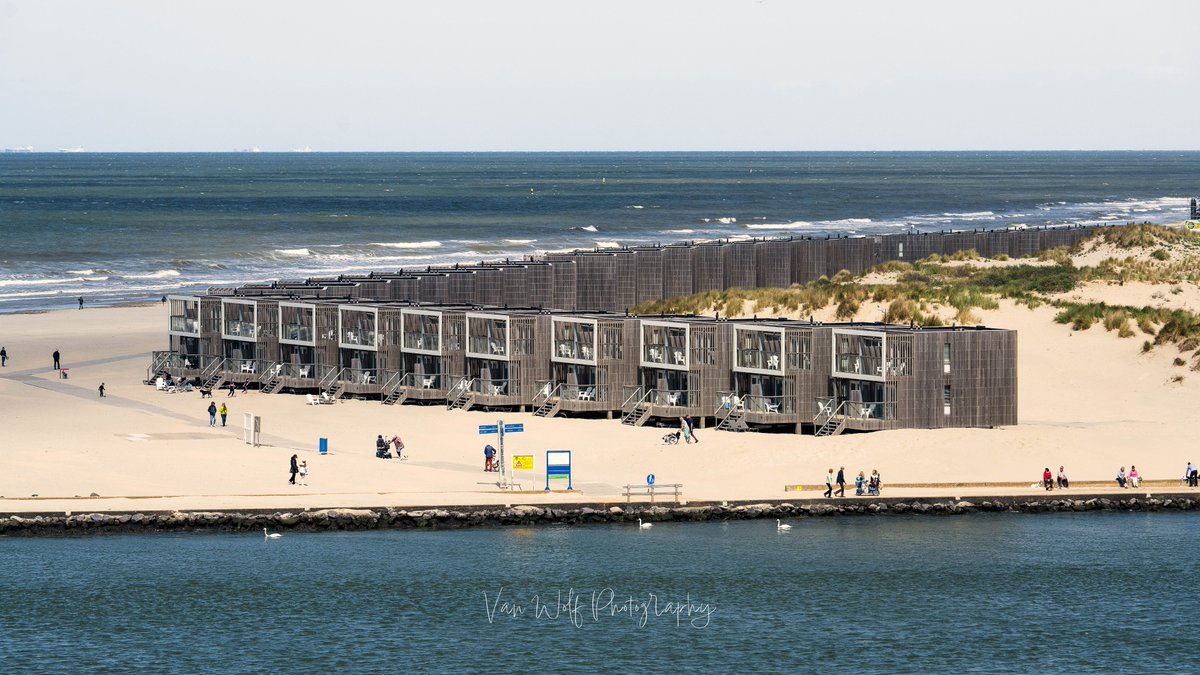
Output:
[1,494,1196,536]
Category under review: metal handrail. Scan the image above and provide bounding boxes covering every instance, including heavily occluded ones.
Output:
[381,370,405,396]
[533,380,558,405]
[201,358,226,381]
[714,391,742,426]
[258,361,281,385]
[621,385,646,408]
[318,367,345,391]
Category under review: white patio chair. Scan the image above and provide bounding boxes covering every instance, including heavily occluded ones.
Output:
[422,376,435,389]
[306,394,319,406]
[673,350,685,365]
[765,400,781,414]
[579,386,595,401]
[667,392,680,406]
[240,362,255,374]
[767,354,780,369]
[156,377,166,391]
[492,383,507,396]
[298,365,311,378]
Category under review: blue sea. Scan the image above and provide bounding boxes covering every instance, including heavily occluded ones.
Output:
[0,151,1196,313]
[1,514,1197,673]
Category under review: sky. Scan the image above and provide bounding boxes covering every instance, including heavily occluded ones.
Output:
[0,0,1197,151]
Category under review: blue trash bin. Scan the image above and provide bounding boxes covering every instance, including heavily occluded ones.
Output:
[319,438,328,455]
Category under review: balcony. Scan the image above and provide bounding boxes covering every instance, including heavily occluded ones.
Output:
[224,320,256,339]
[554,339,595,362]
[342,330,378,348]
[835,353,883,377]
[403,332,440,352]
[736,348,783,372]
[169,315,200,334]
[468,336,507,357]
[282,324,314,342]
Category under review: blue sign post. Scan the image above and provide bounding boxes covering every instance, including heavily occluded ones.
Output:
[479,420,522,489]
[646,473,656,486]
[546,451,573,491]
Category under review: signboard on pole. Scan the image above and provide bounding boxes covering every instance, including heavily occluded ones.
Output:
[513,455,534,472]
[545,450,572,491]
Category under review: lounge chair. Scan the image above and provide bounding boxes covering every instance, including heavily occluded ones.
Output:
[673,350,685,365]
[155,377,166,391]
[765,400,781,414]
[578,386,595,401]
[306,394,319,406]
[298,365,311,378]
[422,376,435,389]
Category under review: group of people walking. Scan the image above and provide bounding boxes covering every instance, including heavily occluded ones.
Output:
[678,416,700,444]
[206,401,229,427]
[824,467,882,498]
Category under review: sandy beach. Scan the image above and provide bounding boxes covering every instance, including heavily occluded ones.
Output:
[3,248,1199,515]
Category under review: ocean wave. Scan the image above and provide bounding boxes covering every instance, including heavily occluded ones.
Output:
[824,218,873,225]
[67,268,110,276]
[503,239,537,245]
[369,241,443,249]
[0,275,110,288]
[274,248,311,257]
[942,211,995,218]
[744,221,815,230]
[663,229,695,234]
[571,225,599,233]
[626,205,645,209]
[121,270,182,280]
[701,217,737,224]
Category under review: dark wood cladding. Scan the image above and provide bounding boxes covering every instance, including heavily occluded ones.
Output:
[210,225,1101,315]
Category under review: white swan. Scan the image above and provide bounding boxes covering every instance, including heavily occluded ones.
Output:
[638,518,653,529]
[263,527,283,539]
[776,519,792,531]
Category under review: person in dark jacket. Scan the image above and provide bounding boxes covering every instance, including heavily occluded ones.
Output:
[207,401,217,427]
[1,346,7,367]
[835,466,845,497]
[53,350,61,370]
[289,454,299,485]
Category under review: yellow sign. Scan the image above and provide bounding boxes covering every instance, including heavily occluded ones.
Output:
[512,455,534,471]
[1186,221,1200,231]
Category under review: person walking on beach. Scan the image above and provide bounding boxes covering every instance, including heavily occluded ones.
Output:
[685,415,699,443]
[1057,466,1069,489]
[679,417,693,444]
[52,350,60,370]
[835,466,845,497]
[98,382,105,398]
[218,402,228,427]
[226,382,236,397]
[289,454,299,485]
[298,460,308,487]
[1187,461,1198,488]
[78,296,84,310]
[824,468,834,498]
[1,346,7,367]
[207,401,217,427]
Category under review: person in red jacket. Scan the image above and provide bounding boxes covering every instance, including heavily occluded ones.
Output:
[1042,467,1053,491]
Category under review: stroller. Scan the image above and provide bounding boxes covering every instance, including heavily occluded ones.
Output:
[662,430,680,445]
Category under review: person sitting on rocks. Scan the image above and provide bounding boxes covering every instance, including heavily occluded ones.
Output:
[1116,467,1127,489]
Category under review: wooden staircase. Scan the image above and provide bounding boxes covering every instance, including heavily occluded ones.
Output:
[716,407,748,432]
[446,379,474,411]
[259,363,282,394]
[814,400,847,437]
[381,372,406,405]
[318,368,345,402]
[145,350,174,384]
[532,383,561,418]
[200,359,226,392]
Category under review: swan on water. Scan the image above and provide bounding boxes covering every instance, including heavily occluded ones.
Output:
[776,519,792,531]
[638,518,652,529]
[263,528,283,539]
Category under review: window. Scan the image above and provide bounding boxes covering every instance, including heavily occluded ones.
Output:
[943,384,951,415]
[943,342,951,373]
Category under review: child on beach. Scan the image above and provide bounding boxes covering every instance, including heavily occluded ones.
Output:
[298,461,308,486]
[1,347,7,366]
[824,469,834,498]
[98,382,105,398]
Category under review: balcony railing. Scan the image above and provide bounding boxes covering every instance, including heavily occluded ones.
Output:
[468,336,507,356]
[554,340,595,361]
[222,358,263,375]
[736,348,783,371]
[646,388,694,408]
[401,372,462,393]
[468,378,520,398]
[844,400,896,421]
[224,320,256,339]
[403,332,440,351]
[643,346,686,366]
[278,363,317,380]
[341,330,378,348]
[282,324,314,342]
[339,367,379,386]
[169,315,200,334]
[835,354,883,377]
